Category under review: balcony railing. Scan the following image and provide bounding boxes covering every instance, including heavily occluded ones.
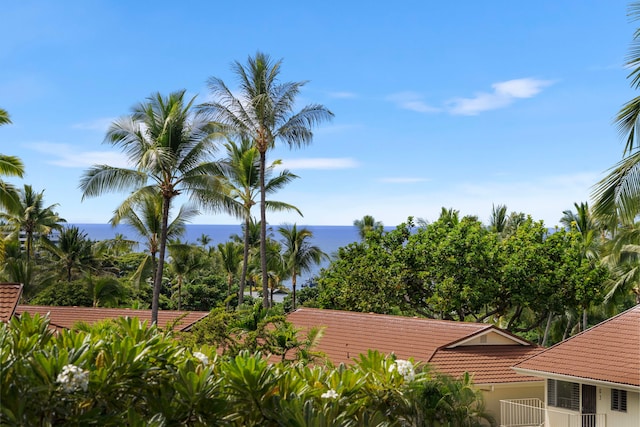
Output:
[500,399,606,427]
[500,398,545,427]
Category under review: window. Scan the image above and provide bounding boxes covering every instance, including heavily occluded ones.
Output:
[612,389,627,412]
[547,379,579,411]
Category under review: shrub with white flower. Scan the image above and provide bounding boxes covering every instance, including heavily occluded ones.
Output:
[389,359,415,382]
[57,364,89,393]
[321,389,339,399]
[193,351,209,365]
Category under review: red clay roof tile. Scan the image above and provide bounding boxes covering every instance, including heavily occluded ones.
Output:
[287,308,540,384]
[514,305,640,387]
[430,345,545,384]
[0,283,23,323]
[15,305,209,332]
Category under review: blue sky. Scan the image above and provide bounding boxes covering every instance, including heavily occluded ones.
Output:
[0,1,636,227]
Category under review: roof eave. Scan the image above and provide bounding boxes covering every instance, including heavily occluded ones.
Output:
[512,367,640,392]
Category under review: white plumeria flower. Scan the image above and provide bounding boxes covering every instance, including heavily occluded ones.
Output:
[321,389,339,399]
[389,359,415,382]
[193,351,209,365]
[57,364,89,393]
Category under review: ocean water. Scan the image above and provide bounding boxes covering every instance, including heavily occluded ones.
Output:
[72,223,363,287]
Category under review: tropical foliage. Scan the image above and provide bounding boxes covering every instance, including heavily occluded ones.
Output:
[1,313,495,427]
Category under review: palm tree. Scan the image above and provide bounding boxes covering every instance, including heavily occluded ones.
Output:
[80,90,234,324]
[201,52,334,307]
[353,215,384,240]
[0,107,24,212]
[110,191,197,292]
[0,108,11,126]
[0,185,66,262]
[220,138,301,305]
[278,224,327,310]
[41,226,95,282]
[217,241,243,308]
[167,242,206,310]
[592,3,640,222]
[93,233,138,257]
[488,204,508,234]
[196,233,212,249]
[231,217,262,298]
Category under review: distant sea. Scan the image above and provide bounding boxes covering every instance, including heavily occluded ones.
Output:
[71,223,364,288]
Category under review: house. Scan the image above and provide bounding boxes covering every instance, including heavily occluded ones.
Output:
[503,304,640,427]
[0,282,23,323]
[286,307,545,424]
[15,305,210,332]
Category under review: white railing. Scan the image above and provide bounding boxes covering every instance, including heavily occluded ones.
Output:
[566,413,606,427]
[501,400,607,427]
[500,398,545,427]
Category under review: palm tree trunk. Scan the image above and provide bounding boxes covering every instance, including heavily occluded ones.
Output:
[259,150,269,308]
[292,270,297,310]
[152,195,171,325]
[542,311,553,347]
[239,216,250,306]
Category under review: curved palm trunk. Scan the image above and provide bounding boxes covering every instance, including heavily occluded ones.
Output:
[152,196,171,325]
[239,215,250,306]
[259,150,269,308]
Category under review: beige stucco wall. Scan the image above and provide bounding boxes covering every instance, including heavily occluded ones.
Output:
[597,387,640,427]
[458,331,522,346]
[478,381,544,425]
[544,381,640,427]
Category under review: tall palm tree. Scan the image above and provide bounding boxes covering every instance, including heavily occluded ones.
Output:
[80,90,234,324]
[221,138,301,305]
[592,3,640,222]
[110,191,197,292]
[201,51,333,307]
[278,224,327,310]
[353,215,384,240]
[0,185,65,262]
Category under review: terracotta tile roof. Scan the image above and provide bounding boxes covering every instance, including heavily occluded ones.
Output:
[287,308,539,384]
[0,283,23,323]
[514,305,640,388]
[15,305,210,332]
[429,345,545,384]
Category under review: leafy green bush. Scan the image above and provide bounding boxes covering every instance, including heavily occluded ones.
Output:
[0,313,495,426]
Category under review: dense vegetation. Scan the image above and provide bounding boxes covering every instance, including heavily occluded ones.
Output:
[1,313,495,426]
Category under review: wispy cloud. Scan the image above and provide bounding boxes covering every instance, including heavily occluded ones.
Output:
[388,78,554,116]
[28,142,129,168]
[328,91,357,99]
[279,158,359,170]
[379,177,429,183]
[447,78,554,115]
[387,92,441,113]
[72,117,115,132]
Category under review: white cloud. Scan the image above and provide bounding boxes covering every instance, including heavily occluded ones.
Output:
[447,78,554,116]
[279,157,359,170]
[387,92,441,113]
[72,117,115,132]
[379,177,429,183]
[328,91,357,99]
[28,142,129,168]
